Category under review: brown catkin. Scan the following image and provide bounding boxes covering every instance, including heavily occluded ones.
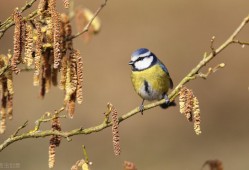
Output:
[51,117,61,132]
[48,117,61,168]
[64,62,71,102]
[12,9,22,74]
[46,17,54,43]
[0,77,7,134]
[70,50,77,94]
[1,78,7,109]
[59,56,68,90]
[64,59,72,103]
[6,70,14,95]
[179,86,194,122]
[33,20,42,86]
[61,13,72,52]
[76,50,83,104]
[0,108,6,134]
[52,11,62,69]
[6,71,14,119]
[193,97,201,135]
[67,92,76,118]
[7,93,13,120]
[111,105,121,156]
[49,0,62,69]
[24,24,34,67]
[20,20,26,52]
[179,87,187,114]
[48,144,56,168]
[179,86,201,135]
[50,117,61,146]
[54,12,62,69]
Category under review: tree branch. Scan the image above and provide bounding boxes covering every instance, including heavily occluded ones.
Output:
[1,14,249,153]
[66,0,108,41]
[0,0,38,39]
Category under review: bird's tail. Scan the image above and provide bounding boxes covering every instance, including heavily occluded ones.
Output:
[160,101,176,109]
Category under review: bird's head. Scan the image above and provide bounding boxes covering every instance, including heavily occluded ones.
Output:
[129,48,157,71]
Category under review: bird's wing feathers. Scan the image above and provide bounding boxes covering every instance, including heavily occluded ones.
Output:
[158,60,173,89]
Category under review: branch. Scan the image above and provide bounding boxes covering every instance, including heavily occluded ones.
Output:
[11,121,28,137]
[67,0,108,41]
[232,39,249,46]
[1,14,249,152]
[0,0,38,39]
[198,63,225,79]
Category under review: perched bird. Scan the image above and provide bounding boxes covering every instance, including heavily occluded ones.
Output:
[129,48,174,113]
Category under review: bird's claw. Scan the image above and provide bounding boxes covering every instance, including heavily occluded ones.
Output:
[139,104,144,115]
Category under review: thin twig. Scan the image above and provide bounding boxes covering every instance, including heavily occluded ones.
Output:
[67,0,107,41]
[198,63,225,79]
[29,107,65,133]
[232,39,249,46]
[0,10,38,39]
[11,121,28,138]
[0,0,37,27]
[210,36,216,56]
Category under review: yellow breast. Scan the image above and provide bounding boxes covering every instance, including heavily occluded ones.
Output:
[131,64,171,100]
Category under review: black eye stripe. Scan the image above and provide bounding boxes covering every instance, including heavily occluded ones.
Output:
[135,57,145,62]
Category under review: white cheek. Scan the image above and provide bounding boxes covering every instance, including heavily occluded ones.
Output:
[134,56,153,70]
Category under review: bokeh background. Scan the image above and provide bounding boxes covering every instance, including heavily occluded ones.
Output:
[1,0,249,169]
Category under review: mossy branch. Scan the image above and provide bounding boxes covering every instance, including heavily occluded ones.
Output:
[0,14,249,152]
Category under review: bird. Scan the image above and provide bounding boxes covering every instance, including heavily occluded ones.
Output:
[129,48,174,114]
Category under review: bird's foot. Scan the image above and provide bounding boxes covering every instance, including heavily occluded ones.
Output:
[139,104,144,115]
[160,94,172,109]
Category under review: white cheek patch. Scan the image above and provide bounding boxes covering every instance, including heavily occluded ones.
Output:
[134,56,153,70]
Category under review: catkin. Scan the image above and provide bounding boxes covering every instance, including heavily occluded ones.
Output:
[12,9,23,74]
[24,24,34,67]
[33,20,43,86]
[111,104,121,155]
[76,51,83,104]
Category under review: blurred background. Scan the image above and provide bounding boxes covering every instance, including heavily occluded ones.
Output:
[1,0,249,169]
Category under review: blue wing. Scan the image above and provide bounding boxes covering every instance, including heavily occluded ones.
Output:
[158,59,174,89]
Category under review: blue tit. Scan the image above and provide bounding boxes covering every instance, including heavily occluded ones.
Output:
[129,48,174,113]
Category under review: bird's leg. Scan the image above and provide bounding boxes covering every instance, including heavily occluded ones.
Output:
[139,99,145,115]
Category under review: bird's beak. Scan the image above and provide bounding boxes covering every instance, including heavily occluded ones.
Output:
[128,61,134,65]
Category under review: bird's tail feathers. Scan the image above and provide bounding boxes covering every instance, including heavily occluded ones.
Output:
[160,101,176,109]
